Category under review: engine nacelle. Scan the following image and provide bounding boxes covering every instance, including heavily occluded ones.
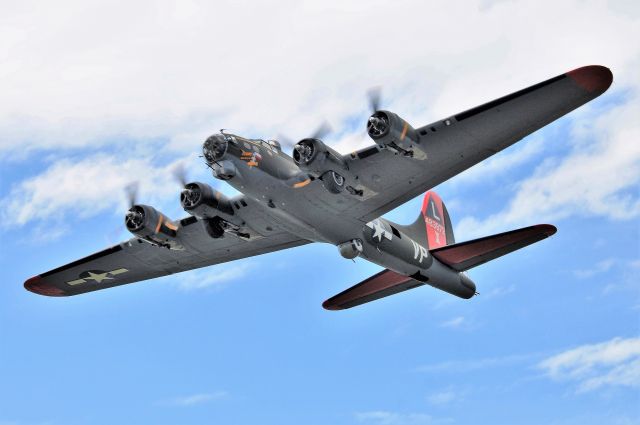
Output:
[367,110,421,156]
[125,204,183,250]
[180,182,234,219]
[292,138,347,178]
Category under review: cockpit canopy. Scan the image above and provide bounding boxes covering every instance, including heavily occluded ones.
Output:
[267,140,281,151]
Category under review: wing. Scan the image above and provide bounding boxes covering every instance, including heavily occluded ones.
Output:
[344,65,612,221]
[430,224,556,272]
[25,216,308,297]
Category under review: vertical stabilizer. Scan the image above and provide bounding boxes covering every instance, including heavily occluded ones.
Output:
[400,191,455,249]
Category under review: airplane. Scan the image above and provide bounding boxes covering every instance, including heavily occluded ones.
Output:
[24,65,613,310]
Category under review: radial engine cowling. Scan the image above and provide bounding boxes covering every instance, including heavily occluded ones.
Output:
[124,205,182,250]
[367,110,420,152]
[180,182,234,219]
[292,138,347,177]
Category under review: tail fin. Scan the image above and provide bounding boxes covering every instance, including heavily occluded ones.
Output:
[401,191,455,249]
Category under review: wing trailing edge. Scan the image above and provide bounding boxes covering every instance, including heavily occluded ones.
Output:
[430,224,557,272]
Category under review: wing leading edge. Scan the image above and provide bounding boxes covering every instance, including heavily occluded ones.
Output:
[346,65,613,221]
[25,219,308,297]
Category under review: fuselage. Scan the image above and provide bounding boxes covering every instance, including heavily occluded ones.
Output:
[202,132,476,299]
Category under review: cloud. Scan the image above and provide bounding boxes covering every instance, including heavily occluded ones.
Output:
[0,0,638,160]
[456,94,640,239]
[482,284,516,300]
[159,391,227,407]
[538,337,640,393]
[573,259,616,279]
[0,152,201,228]
[416,353,536,374]
[439,316,465,329]
[176,263,252,291]
[355,411,446,425]
[2,0,640,244]
[452,136,545,186]
[426,388,457,406]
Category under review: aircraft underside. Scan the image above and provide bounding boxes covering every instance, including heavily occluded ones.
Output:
[24,65,612,309]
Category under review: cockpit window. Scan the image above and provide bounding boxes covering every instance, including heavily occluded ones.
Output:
[267,140,281,151]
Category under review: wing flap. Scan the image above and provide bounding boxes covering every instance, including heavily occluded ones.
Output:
[430,224,556,272]
[322,269,421,310]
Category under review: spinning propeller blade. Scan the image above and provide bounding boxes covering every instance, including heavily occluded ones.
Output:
[124,182,139,208]
[368,86,382,113]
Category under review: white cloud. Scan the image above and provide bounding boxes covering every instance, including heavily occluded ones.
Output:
[573,259,616,279]
[456,94,640,239]
[482,284,516,300]
[538,337,640,393]
[0,0,638,159]
[159,391,227,407]
[426,388,457,406]
[452,136,545,186]
[176,263,251,291]
[416,353,536,373]
[355,411,444,425]
[440,316,465,329]
[0,152,203,228]
[2,0,640,236]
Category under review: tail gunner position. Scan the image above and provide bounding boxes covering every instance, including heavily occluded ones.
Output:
[24,66,613,309]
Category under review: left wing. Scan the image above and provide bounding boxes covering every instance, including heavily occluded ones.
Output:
[25,217,308,297]
[343,65,612,221]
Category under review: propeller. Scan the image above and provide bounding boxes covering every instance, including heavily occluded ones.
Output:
[310,121,332,140]
[172,163,188,187]
[123,181,145,232]
[278,120,333,157]
[366,86,389,137]
[367,86,382,113]
[124,182,139,208]
[172,163,203,209]
[278,133,297,151]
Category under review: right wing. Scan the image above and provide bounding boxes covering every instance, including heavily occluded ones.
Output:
[342,65,613,221]
[25,216,309,297]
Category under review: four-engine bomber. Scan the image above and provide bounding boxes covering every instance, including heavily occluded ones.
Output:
[24,65,613,309]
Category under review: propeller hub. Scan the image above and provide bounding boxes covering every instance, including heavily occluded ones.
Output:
[180,184,203,209]
[125,206,145,232]
[367,111,390,138]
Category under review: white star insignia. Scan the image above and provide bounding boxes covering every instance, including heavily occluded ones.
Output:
[366,219,393,242]
[66,268,129,286]
[84,271,114,283]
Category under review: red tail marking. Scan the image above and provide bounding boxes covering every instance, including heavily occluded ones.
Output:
[422,192,447,249]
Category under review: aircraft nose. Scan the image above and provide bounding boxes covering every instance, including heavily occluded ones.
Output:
[202,134,228,163]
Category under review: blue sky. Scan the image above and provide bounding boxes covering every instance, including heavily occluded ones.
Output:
[1,1,639,424]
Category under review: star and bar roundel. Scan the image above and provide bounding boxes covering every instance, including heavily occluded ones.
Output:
[66,268,129,286]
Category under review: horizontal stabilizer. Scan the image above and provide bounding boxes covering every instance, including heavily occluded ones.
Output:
[322,269,421,310]
[430,224,556,272]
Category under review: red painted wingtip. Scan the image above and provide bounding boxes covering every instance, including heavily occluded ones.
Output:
[537,224,558,237]
[24,276,66,297]
[566,65,613,94]
[322,299,342,311]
